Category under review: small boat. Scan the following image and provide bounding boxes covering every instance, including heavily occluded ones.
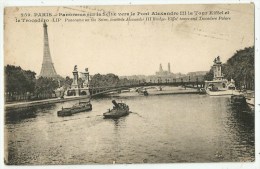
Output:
[137,88,149,96]
[199,88,206,95]
[57,100,92,117]
[143,90,149,96]
[230,95,247,106]
[139,90,149,96]
[103,100,129,119]
[244,91,255,108]
[246,97,255,107]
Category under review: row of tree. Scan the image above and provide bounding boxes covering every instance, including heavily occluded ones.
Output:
[88,73,139,87]
[4,65,139,101]
[5,65,61,101]
[204,46,254,90]
[5,65,36,94]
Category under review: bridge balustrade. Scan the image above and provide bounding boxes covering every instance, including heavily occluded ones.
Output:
[89,79,205,96]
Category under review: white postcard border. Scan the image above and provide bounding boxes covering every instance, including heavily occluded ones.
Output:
[0,0,259,169]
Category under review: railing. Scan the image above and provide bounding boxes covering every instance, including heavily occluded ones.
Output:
[89,80,205,96]
[5,92,57,103]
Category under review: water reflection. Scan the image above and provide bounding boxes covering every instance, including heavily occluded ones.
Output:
[229,103,255,147]
[5,107,37,124]
[112,119,120,163]
[5,104,57,124]
[225,100,255,161]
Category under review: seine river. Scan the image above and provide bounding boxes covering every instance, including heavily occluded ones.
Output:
[5,94,254,164]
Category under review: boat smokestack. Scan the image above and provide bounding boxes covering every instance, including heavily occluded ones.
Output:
[112,100,119,108]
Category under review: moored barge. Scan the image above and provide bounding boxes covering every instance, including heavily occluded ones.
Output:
[57,100,92,117]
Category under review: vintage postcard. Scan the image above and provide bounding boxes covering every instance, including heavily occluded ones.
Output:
[3,4,256,166]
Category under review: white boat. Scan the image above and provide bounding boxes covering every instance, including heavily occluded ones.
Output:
[206,89,240,96]
[246,97,255,106]
[244,91,255,107]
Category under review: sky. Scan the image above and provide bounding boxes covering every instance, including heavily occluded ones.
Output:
[4,4,254,77]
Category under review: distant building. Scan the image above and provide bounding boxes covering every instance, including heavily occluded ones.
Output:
[168,63,171,73]
[119,62,206,83]
[155,63,174,76]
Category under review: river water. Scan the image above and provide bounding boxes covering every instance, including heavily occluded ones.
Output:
[5,94,255,164]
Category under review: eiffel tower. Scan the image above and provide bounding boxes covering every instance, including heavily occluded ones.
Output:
[39,22,58,78]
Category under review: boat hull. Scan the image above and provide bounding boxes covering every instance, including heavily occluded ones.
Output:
[206,89,240,96]
[57,104,92,117]
[57,108,72,117]
[103,110,129,119]
[230,95,247,106]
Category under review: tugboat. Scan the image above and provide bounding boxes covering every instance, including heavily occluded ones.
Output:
[57,100,92,117]
[103,100,129,119]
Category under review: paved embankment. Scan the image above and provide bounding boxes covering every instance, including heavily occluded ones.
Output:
[5,87,201,111]
[5,95,90,111]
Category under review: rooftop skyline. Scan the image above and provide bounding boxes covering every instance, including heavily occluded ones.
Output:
[4,4,254,77]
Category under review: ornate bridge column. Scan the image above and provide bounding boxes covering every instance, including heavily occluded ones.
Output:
[82,68,90,88]
[71,65,80,96]
[79,67,90,96]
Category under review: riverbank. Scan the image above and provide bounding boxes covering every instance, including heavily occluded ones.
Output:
[5,86,200,111]
[5,95,90,111]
